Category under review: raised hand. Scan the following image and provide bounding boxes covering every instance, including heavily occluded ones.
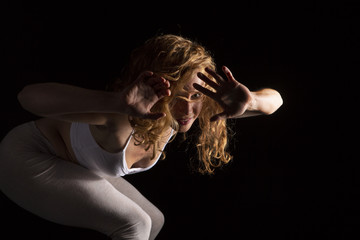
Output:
[121,71,171,120]
[194,66,254,121]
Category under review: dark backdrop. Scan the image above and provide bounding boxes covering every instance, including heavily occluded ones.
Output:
[2,1,358,240]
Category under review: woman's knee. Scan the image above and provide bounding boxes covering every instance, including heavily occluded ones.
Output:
[110,210,152,240]
[150,208,165,238]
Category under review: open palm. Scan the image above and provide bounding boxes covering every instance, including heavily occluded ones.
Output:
[194,66,254,121]
[121,71,171,120]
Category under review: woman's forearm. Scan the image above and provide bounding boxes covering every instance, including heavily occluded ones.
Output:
[237,88,283,118]
[248,88,283,115]
[17,83,124,118]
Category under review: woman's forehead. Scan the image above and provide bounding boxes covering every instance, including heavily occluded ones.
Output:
[183,72,204,92]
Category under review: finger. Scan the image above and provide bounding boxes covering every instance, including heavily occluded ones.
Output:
[156,88,171,98]
[153,80,170,91]
[135,71,154,85]
[153,80,171,99]
[222,66,236,83]
[205,67,225,83]
[193,83,216,99]
[197,72,220,90]
[147,76,166,86]
[140,71,154,80]
[210,112,228,122]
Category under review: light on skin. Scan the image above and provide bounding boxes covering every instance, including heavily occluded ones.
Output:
[170,72,205,133]
[165,66,283,132]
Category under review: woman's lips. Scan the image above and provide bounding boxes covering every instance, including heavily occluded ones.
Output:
[177,118,192,126]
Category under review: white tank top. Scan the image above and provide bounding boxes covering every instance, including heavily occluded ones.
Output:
[70,122,173,177]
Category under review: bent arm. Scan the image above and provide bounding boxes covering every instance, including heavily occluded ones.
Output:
[239,88,283,118]
[17,83,124,124]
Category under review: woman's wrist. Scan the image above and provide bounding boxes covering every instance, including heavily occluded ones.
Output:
[109,91,129,115]
[246,92,258,112]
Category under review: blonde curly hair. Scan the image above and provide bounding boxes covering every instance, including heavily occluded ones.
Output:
[109,34,232,174]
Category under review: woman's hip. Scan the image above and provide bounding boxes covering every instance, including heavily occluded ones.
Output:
[0,121,64,192]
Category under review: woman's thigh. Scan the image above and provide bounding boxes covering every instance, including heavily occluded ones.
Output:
[104,176,165,238]
[0,123,154,238]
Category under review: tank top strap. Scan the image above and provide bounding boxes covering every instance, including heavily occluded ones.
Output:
[122,129,135,151]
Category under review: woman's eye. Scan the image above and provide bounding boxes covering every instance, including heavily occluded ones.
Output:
[191,93,203,100]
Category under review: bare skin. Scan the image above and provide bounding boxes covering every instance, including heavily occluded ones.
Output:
[18,66,282,169]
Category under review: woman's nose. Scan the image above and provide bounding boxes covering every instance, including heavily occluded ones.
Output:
[178,100,193,115]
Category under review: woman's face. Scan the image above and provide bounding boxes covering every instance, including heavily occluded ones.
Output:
[170,72,205,133]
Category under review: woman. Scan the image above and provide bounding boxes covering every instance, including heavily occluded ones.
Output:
[0,34,282,239]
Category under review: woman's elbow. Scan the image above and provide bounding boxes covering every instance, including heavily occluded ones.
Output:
[266,91,283,115]
[17,85,32,109]
[17,84,46,115]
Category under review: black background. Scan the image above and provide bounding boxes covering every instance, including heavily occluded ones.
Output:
[2,1,358,239]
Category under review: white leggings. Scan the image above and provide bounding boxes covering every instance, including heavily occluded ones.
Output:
[0,122,164,240]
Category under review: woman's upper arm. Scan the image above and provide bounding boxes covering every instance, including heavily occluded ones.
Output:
[46,113,111,125]
[17,83,125,125]
[46,113,131,127]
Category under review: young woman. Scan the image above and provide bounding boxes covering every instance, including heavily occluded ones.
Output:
[0,34,282,240]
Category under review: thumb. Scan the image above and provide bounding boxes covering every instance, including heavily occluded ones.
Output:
[210,112,228,122]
